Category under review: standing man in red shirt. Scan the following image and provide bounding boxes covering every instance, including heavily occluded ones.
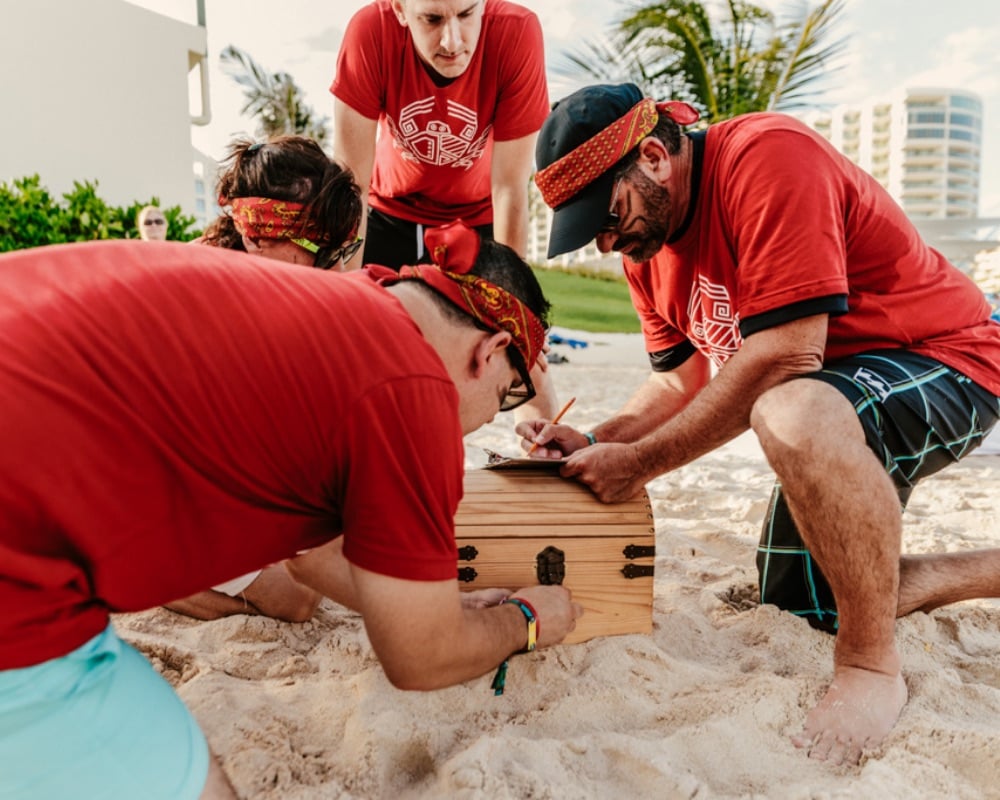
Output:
[331,0,548,270]
[525,83,1000,767]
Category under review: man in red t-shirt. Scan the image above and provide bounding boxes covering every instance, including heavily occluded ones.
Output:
[0,227,582,799]
[331,0,549,269]
[526,83,1000,766]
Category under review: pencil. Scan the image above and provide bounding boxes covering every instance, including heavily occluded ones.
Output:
[528,396,576,454]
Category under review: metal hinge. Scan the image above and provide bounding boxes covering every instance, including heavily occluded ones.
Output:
[623,544,655,559]
[621,564,654,579]
[457,566,478,582]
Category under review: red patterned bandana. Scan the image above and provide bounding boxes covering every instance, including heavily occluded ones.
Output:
[535,98,700,209]
[378,221,546,369]
[229,197,327,243]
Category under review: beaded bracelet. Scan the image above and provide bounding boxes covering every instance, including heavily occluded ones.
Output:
[490,597,539,696]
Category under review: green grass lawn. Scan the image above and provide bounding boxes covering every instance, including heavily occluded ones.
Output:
[531,266,641,333]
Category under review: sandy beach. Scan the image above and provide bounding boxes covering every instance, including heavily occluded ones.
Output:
[116,330,1000,799]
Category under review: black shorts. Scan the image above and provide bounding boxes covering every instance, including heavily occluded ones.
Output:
[755,350,1000,633]
[362,208,495,271]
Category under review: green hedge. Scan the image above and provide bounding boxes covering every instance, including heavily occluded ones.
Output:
[0,175,200,252]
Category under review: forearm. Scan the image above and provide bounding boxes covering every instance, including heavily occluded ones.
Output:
[286,539,359,610]
[633,322,826,477]
[592,372,695,444]
[490,185,529,257]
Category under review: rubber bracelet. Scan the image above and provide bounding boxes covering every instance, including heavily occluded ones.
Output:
[584,431,597,446]
[505,597,538,652]
[490,598,539,696]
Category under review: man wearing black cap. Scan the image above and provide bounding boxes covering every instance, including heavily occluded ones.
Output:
[523,82,1000,765]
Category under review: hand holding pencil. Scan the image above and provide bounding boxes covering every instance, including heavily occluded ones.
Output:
[527,396,576,455]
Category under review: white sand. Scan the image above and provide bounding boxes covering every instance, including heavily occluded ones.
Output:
[116,330,1000,799]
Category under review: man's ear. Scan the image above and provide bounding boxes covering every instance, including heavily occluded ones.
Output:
[470,330,512,378]
[636,136,672,184]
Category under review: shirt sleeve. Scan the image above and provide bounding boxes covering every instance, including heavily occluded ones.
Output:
[724,128,850,321]
[490,11,549,142]
[330,4,385,121]
[339,376,465,582]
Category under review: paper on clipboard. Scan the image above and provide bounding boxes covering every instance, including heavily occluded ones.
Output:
[480,448,566,470]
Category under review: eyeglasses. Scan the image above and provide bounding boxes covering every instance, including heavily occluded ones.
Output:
[328,236,364,265]
[499,345,536,412]
[293,236,365,269]
[143,219,166,226]
[598,178,623,234]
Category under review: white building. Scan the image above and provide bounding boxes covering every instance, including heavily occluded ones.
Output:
[802,88,983,220]
[0,0,210,220]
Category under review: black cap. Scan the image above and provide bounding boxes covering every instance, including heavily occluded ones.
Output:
[536,83,644,258]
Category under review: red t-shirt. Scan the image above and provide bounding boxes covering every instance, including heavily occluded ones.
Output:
[626,114,1000,395]
[0,241,465,668]
[331,0,549,226]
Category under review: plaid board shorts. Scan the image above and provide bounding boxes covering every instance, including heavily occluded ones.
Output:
[755,350,1000,633]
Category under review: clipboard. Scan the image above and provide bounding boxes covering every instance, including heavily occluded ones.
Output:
[481,448,566,471]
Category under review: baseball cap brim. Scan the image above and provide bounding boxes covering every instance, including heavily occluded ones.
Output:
[546,169,616,259]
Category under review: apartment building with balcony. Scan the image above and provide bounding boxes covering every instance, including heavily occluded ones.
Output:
[802,88,983,220]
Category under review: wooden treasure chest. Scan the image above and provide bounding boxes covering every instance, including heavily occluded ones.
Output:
[455,466,655,644]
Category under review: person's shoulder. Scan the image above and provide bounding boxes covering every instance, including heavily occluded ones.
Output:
[484,0,541,26]
[344,0,395,31]
[710,113,828,155]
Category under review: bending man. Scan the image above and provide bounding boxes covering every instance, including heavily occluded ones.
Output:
[525,83,1000,766]
[0,222,582,799]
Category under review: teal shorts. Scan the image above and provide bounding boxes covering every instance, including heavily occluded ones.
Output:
[0,624,210,800]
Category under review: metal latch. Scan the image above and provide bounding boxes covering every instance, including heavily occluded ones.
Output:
[535,545,565,585]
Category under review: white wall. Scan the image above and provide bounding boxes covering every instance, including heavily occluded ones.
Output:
[0,0,207,215]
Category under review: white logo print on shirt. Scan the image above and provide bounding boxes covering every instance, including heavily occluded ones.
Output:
[388,98,490,170]
[687,275,742,367]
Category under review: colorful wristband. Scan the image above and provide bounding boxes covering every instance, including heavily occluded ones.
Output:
[490,597,539,696]
[584,431,597,446]
[505,597,538,652]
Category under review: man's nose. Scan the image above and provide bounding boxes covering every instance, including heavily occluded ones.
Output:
[441,18,462,51]
[595,231,616,254]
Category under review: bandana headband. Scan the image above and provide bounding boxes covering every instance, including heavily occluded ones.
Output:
[378,221,546,370]
[229,196,328,244]
[534,98,700,209]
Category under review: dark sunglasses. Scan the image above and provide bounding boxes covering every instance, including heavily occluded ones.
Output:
[143,219,166,226]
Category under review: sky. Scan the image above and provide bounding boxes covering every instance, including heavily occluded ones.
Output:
[131,0,1000,214]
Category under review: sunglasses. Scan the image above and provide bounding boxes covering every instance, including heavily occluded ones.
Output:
[143,219,166,226]
[293,236,365,269]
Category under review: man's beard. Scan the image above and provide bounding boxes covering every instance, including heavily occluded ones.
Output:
[615,170,672,262]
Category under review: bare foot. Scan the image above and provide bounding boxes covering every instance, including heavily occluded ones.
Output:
[792,666,908,765]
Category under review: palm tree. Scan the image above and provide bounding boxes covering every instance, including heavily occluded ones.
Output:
[558,0,847,122]
[220,45,330,145]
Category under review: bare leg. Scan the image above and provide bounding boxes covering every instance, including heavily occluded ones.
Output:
[751,379,907,765]
[166,562,321,622]
[899,550,1000,616]
[199,753,239,799]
